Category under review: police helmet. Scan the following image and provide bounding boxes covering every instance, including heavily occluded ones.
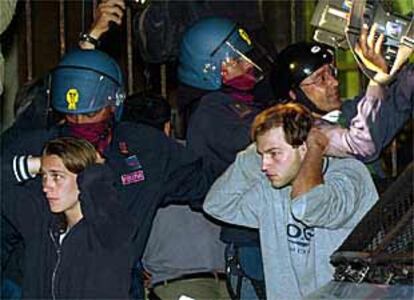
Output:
[51,48,125,120]
[178,17,257,90]
[270,42,333,101]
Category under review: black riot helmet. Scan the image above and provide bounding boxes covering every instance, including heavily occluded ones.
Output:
[270,42,334,114]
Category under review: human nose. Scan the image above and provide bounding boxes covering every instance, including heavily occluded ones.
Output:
[42,176,54,193]
[65,114,86,124]
[261,155,270,172]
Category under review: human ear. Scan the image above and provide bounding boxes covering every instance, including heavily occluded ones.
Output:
[298,143,307,160]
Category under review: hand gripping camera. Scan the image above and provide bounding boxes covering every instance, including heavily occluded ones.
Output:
[311,0,413,72]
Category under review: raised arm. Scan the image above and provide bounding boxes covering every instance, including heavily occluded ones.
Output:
[367,64,414,161]
[79,0,125,49]
[291,128,327,198]
[322,23,413,161]
[77,164,134,249]
[321,84,383,159]
[203,144,265,229]
[1,153,46,236]
[290,157,378,229]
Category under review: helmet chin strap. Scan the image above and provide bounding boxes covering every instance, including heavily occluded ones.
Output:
[293,87,329,116]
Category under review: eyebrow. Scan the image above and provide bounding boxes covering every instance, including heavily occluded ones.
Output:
[40,168,66,175]
[257,147,281,155]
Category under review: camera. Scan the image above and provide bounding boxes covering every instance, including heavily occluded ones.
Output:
[311,0,412,65]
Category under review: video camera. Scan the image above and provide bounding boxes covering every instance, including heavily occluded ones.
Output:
[311,0,413,65]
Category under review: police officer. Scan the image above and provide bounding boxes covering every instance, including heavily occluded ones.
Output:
[1,48,214,299]
[179,17,269,300]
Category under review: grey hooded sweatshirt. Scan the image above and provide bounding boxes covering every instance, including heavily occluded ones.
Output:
[204,144,378,299]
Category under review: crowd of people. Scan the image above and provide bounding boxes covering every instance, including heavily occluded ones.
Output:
[1,0,413,299]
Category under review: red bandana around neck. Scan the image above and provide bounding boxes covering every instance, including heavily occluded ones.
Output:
[67,120,112,155]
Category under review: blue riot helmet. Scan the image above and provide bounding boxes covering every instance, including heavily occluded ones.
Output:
[51,49,126,121]
[178,17,264,90]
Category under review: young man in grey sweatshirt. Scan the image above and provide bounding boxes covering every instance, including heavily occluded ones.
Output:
[203,103,379,299]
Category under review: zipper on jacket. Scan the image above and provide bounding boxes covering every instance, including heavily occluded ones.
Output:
[49,230,62,300]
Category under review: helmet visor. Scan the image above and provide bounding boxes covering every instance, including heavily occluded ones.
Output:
[223,40,265,83]
[51,68,119,114]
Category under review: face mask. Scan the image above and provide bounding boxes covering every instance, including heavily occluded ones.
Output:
[224,70,257,91]
[67,120,111,154]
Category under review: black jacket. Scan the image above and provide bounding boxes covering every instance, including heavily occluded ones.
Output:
[2,164,134,299]
[1,121,214,260]
[186,91,263,245]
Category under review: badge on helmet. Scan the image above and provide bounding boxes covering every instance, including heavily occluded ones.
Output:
[66,88,79,110]
[238,28,252,46]
[178,17,263,91]
[51,48,125,121]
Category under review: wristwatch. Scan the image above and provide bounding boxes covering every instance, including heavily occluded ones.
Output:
[79,32,100,47]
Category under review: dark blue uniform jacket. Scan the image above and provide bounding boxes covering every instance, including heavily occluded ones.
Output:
[1,121,214,260]
[187,91,263,245]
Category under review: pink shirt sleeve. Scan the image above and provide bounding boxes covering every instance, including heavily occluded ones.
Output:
[321,85,385,158]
